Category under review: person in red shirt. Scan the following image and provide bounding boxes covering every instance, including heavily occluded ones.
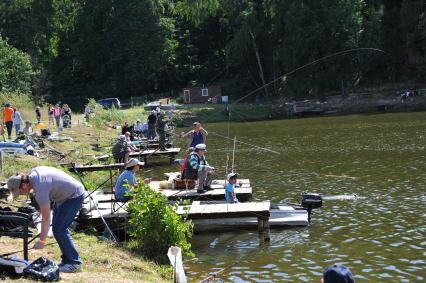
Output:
[3,103,14,139]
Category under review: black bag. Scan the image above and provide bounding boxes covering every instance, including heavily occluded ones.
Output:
[23,257,60,282]
[41,129,51,137]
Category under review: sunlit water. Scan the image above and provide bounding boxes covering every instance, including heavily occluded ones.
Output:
[146,112,426,282]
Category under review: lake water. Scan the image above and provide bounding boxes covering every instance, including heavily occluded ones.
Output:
[153,112,426,282]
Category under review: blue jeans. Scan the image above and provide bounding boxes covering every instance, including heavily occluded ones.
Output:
[55,116,60,127]
[14,124,20,136]
[52,194,84,265]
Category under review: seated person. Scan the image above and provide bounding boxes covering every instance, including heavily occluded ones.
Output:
[121,121,133,136]
[115,158,150,202]
[23,121,37,146]
[182,144,214,193]
[141,122,149,138]
[134,120,143,137]
[124,131,139,152]
[225,173,239,203]
[179,147,194,177]
[112,135,129,163]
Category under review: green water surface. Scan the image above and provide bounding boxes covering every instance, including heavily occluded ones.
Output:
[150,112,426,282]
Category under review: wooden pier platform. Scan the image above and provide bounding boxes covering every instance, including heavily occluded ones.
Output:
[96,148,181,165]
[129,147,181,165]
[177,200,271,240]
[69,163,126,173]
[148,179,252,202]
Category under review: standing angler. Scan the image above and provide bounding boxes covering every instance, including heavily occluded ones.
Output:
[147,110,157,140]
[180,122,208,148]
[156,112,167,151]
[7,166,86,273]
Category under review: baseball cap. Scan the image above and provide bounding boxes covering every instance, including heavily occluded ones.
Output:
[227,173,238,181]
[195,144,206,150]
[7,175,22,200]
[119,134,126,141]
[125,158,144,168]
[323,265,354,283]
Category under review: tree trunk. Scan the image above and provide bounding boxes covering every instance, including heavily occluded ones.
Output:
[248,27,268,98]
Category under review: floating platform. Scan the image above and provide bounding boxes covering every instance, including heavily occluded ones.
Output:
[148,179,252,202]
[180,201,308,232]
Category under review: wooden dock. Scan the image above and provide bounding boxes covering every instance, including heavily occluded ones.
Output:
[77,196,270,240]
[148,179,252,202]
[177,200,271,240]
[129,147,180,165]
[69,163,126,173]
[96,148,181,165]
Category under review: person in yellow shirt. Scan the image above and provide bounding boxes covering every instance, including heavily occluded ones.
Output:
[3,103,14,140]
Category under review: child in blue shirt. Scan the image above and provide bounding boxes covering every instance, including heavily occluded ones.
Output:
[225,173,239,203]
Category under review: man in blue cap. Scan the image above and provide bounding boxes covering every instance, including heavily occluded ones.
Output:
[322,264,354,283]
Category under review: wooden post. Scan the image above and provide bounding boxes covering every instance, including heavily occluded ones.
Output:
[258,218,264,234]
[263,218,270,242]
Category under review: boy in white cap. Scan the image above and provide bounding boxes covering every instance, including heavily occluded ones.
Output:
[115,158,150,201]
[7,167,86,273]
[225,173,239,203]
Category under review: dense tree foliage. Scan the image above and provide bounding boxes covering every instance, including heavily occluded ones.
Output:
[0,35,33,93]
[0,0,424,106]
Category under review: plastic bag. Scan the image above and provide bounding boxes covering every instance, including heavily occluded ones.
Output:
[23,257,60,282]
[167,246,187,283]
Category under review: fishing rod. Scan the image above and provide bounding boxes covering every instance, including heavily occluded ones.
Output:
[231,48,386,105]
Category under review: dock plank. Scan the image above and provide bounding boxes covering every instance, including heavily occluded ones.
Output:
[180,201,270,220]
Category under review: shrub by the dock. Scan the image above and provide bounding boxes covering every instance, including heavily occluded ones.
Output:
[127,181,193,264]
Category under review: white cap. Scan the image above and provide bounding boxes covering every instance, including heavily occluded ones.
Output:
[125,158,144,168]
[195,143,206,150]
[227,173,238,181]
[119,134,126,141]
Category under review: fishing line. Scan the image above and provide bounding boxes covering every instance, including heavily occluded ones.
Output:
[231,48,386,105]
[209,131,280,155]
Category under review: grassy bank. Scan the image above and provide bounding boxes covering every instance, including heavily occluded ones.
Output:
[0,109,171,282]
[0,235,168,282]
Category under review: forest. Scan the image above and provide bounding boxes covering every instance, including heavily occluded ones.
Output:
[0,0,425,107]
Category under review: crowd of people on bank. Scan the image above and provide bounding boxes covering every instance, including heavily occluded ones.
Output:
[1,102,73,141]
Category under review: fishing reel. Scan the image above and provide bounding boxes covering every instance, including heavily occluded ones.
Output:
[301,193,323,223]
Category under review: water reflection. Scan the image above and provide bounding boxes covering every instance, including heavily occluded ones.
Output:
[150,112,426,282]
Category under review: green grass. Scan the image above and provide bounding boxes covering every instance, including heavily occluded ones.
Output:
[0,234,169,282]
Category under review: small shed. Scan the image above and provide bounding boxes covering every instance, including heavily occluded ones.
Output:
[182,85,222,104]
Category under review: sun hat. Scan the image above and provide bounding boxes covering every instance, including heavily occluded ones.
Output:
[125,158,144,168]
[227,173,238,181]
[195,144,206,150]
[7,175,22,200]
[323,265,354,283]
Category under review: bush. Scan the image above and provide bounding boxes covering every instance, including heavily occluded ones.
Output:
[0,91,34,109]
[127,181,193,264]
[87,98,124,128]
[0,35,34,94]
